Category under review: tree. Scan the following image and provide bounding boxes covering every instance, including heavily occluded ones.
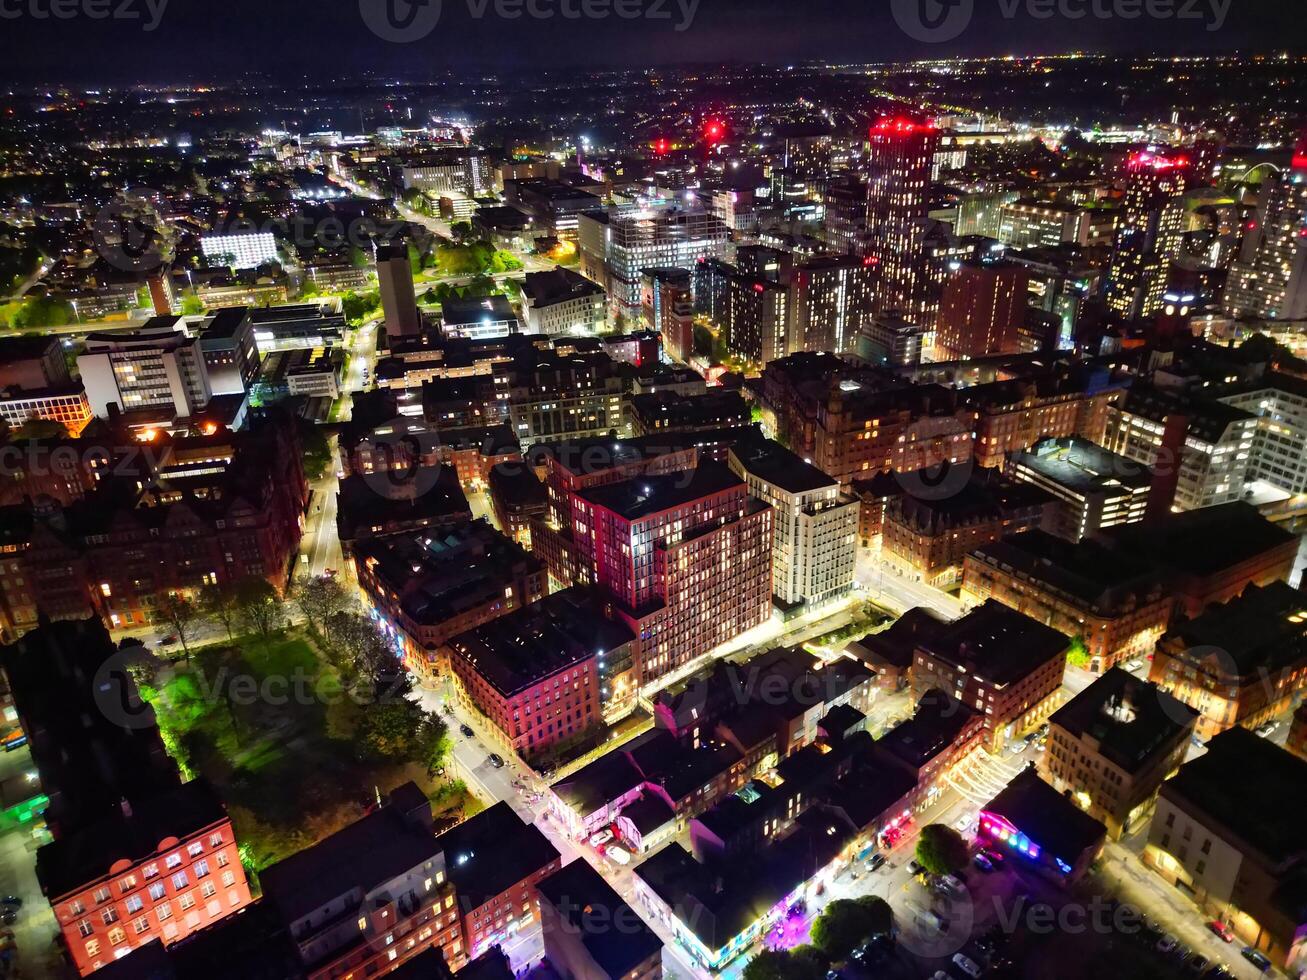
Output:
[231,577,283,640]
[13,417,68,442]
[811,897,892,960]
[357,697,447,769]
[1066,634,1091,669]
[915,823,970,877]
[450,220,475,244]
[180,293,204,316]
[297,421,332,481]
[741,948,825,980]
[293,576,354,641]
[201,584,238,641]
[155,593,202,661]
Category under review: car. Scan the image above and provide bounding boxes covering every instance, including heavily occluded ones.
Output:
[954,813,974,833]
[931,972,950,980]
[604,844,631,865]
[1256,722,1278,737]
[1157,935,1179,954]
[1241,947,1272,973]
[459,725,474,739]
[0,900,19,910]
[1124,659,1143,672]
[0,912,13,926]
[866,852,886,872]
[908,860,927,877]
[1206,920,1234,943]
[1186,954,1210,975]
[981,848,1005,865]
[952,953,983,978]
[588,829,614,848]
[826,972,840,980]
[940,873,966,893]
[487,753,505,769]
[0,737,23,753]
[973,853,994,872]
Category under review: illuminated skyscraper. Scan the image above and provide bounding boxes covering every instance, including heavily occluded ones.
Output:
[936,261,1031,360]
[1224,134,1307,321]
[1105,151,1191,321]
[865,116,940,335]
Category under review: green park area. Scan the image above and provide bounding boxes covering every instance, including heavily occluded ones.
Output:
[131,581,475,882]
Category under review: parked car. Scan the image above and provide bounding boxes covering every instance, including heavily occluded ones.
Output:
[588,829,614,848]
[459,725,474,738]
[3,736,27,753]
[1186,954,1210,975]
[907,860,927,877]
[1157,934,1179,954]
[0,900,19,909]
[604,844,631,865]
[1241,947,1271,973]
[0,912,13,926]
[940,873,967,893]
[973,853,994,872]
[952,953,983,978]
[1206,920,1234,943]
[487,753,505,768]
[981,848,1005,865]
[866,852,886,872]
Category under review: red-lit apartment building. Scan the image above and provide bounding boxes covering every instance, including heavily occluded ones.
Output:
[568,460,773,684]
[4,618,253,976]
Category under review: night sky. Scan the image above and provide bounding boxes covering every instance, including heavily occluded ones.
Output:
[0,0,1301,82]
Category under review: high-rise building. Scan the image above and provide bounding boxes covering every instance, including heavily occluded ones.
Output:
[728,436,858,610]
[997,199,1092,249]
[865,117,940,333]
[935,260,1031,359]
[1105,151,1191,321]
[641,266,695,362]
[76,319,212,418]
[727,276,790,366]
[376,241,421,338]
[567,460,773,684]
[857,311,924,367]
[578,209,729,324]
[789,254,876,354]
[1224,135,1307,321]
[520,266,606,336]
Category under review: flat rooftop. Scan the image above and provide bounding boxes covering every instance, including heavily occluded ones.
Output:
[728,435,838,494]
[918,599,1069,686]
[1013,437,1151,495]
[1050,668,1197,774]
[577,459,744,521]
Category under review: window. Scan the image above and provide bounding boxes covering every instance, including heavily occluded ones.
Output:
[179,893,195,911]
[93,887,111,904]
[156,905,172,922]
[119,875,137,893]
[68,900,85,917]
[194,860,209,879]
[187,842,204,857]
[215,851,229,868]
[133,917,150,935]
[201,882,216,899]
[78,919,93,938]
[142,864,159,880]
[208,833,224,847]
[108,927,126,946]
[85,939,101,958]
[125,896,143,914]
[101,908,119,925]
[165,854,181,870]
[148,884,166,902]
[221,871,235,888]
[171,872,189,890]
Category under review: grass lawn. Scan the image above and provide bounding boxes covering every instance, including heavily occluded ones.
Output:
[140,631,466,881]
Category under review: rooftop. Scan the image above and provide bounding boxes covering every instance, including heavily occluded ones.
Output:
[521,267,605,306]
[577,459,745,521]
[1012,437,1151,496]
[1160,581,1307,680]
[446,586,630,697]
[438,801,560,910]
[728,435,838,495]
[1097,501,1296,578]
[1050,668,1197,774]
[536,861,662,977]
[982,767,1106,864]
[1163,726,1307,866]
[918,600,1069,687]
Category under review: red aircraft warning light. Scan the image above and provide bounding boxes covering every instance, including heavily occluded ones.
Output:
[870,116,935,138]
[652,138,670,154]
[1127,150,1190,172]
[703,119,726,143]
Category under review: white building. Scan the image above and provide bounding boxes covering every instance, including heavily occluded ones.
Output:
[520,267,606,336]
[729,437,858,609]
[200,231,278,270]
[1217,372,1307,494]
[76,319,213,418]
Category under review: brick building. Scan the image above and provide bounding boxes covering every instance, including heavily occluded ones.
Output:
[963,370,1122,469]
[911,600,1069,753]
[962,530,1173,673]
[355,519,547,682]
